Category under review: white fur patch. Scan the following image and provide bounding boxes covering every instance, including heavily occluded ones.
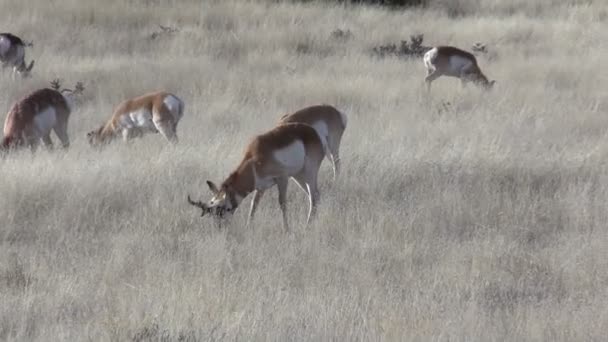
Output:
[423,47,438,70]
[126,108,155,131]
[448,55,474,73]
[0,36,10,56]
[311,121,329,142]
[273,140,306,173]
[163,95,183,122]
[33,107,57,134]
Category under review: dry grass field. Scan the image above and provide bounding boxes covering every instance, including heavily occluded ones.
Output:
[1,0,607,340]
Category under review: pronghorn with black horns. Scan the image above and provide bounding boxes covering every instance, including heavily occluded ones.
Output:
[278,104,347,181]
[1,79,84,153]
[0,33,34,79]
[87,91,184,147]
[423,45,495,91]
[187,123,327,231]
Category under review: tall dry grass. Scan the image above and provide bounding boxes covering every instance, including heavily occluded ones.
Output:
[0,0,607,340]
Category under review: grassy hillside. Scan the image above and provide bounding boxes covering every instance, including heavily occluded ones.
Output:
[0,0,607,340]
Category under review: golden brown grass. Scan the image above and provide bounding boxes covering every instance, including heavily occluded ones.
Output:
[1,0,607,340]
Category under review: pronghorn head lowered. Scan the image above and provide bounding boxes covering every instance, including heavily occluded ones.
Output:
[86,126,107,148]
[15,60,34,78]
[187,171,252,219]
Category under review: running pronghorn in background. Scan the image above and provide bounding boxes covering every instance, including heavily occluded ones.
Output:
[423,46,495,91]
[86,91,184,147]
[0,33,34,79]
[278,104,347,180]
[187,123,326,231]
[1,80,84,153]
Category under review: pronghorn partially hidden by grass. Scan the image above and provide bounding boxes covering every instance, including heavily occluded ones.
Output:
[0,33,34,79]
[86,91,184,147]
[187,123,326,231]
[1,80,83,153]
[278,104,347,180]
[423,46,495,91]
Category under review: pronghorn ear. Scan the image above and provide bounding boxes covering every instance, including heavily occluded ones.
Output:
[206,181,219,195]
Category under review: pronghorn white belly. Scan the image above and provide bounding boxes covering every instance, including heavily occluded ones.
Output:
[123,109,155,131]
[447,55,474,73]
[33,107,57,134]
[0,37,10,56]
[162,94,182,122]
[273,140,306,173]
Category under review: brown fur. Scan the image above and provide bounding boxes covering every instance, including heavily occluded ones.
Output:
[2,88,70,152]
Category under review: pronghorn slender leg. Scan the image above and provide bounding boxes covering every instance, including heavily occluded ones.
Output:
[247,189,265,227]
[328,148,341,181]
[154,121,178,144]
[122,129,133,142]
[425,71,441,92]
[53,120,70,149]
[26,137,39,153]
[41,134,54,150]
[292,171,320,226]
[276,177,290,232]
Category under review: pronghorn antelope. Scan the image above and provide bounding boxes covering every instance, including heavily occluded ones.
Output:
[423,46,495,91]
[86,91,184,147]
[0,33,34,79]
[1,80,83,153]
[187,123,326,231]
[278,104,347,180]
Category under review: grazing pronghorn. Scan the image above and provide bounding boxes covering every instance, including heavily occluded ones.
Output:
[187,123,326,231]
[0,33,34,79]
[423,46,495,91]
[1,80,83,153]
[278,104,347,180]
[86,91,184,147]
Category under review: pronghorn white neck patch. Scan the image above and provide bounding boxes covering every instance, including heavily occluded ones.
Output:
[273,140,306,172]
[0,37,10,56]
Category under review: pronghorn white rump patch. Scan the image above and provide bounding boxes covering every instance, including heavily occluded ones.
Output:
[423,47,438,70]
[273,140,306,172]
[0,36,11,55]
[311,121,329,142]
[163,94,182,121]
[310,120,329,153]
[33,107,57,134]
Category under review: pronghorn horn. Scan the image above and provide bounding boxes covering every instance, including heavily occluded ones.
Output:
[50,79,62,90]
[74,82,85,94]
[187,195,210,216]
